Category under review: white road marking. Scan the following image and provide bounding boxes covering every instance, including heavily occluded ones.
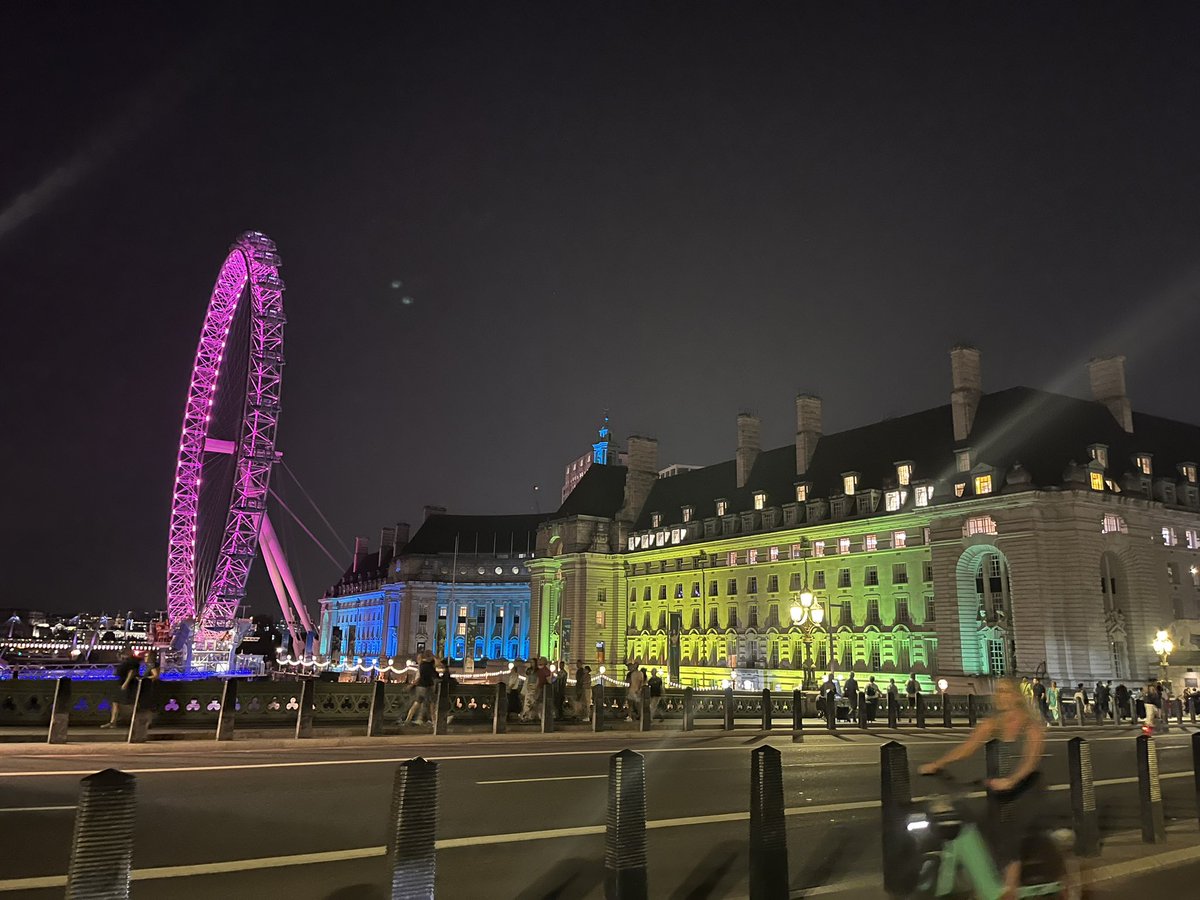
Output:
[0,805,75,813]
[477,774,607,785]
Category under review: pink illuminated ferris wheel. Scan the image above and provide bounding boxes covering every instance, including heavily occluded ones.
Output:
[166,232,312,651]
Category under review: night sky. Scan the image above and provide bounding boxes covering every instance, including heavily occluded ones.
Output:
[4,3,1200,617]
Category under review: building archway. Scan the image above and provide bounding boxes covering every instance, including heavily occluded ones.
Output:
[956,544,1015,675]
[1100,550,1130,678]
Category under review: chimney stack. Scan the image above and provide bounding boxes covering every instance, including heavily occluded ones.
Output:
[1088,356,1133,433]
[352,536,369,573]
[618,435,659,523]
[379,526,397,567]
[736,412,761,488]
[950,345,982,442]
[423,505,447,521]
[795,394,822,475]
[394,522,410,548]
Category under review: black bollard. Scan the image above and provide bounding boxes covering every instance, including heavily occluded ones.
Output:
[967,693,977,728]
[880,741,912,897]
[1192,733,1200,831]
[858,692,868,729]
[1068,737,1100,856]
[126,679,153,744]
[682,687,694,732]
[541,684,556,734]
[65,768,137,900]
[791,689,803,742]
[296,678,316,739]
[749,746,788,900]
[887,692,899,729]
[48,676,72,744]
[593,682,605,732]
[639,685,651,732]
[216,679,238,742]
[432,681,451,736]
[492,681,507,735]
[385,758,438,899]
[915,693,926,728]
[724,687,735,731]
[1136,734,1166,843]
[605,749,648,900]
[1177,698,1185,728]
[761,688,772,731]
[942,693,953,728]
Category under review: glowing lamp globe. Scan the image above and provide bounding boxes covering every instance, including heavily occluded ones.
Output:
[811,605,825,625]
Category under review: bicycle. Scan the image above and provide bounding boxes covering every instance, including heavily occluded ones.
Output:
[902,771,1081,899]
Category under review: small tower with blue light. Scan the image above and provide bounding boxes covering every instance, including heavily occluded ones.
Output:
[592,415,612,465]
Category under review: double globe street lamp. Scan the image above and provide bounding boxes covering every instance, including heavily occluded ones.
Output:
[1153,628,1174,687]
[789,588,828,692]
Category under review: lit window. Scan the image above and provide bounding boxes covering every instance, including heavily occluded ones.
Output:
[1183,464,1198,484]
[748,548,759,565]
[753,491,767,511]
[893,530,907,548]
[1162,527,1178,547]
[897,462,913,486]
[769,546,779,562]
[964,515,997,537]
[682,505,693,523]
[1089,472,1104,491]
[956,449,972,473]
[728,551,738,566]
[651,512,662,528]
[812,540,825,557]
[595,610,605,627]
[865,534,878,551]
[915,484,934,507]
[716,499,728,516]
[954,483,967,498]
[671,528,682,544]
[628,536,637,551]
[843,473,859,495]
[791,543,803,558]
[1136,455,1152,475]
[1188,529,1200,550]
[974,475,993,495]
[1102,514,1127,534]
[838,536,850,554]
[795,483,809,502]
[1089,444,1109,468]
[885,490,901,512]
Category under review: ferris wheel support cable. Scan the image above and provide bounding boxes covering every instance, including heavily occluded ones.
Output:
[266,487,345,572]
[280,460,352,557]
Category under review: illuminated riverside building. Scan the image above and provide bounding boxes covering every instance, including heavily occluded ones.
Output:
[529,347,1200,688]
[318,513,546,664]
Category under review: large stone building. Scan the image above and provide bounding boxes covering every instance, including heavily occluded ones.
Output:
[528,348,1200,689]
[318,513,547,664]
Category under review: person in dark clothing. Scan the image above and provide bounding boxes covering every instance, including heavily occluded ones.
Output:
[103,647,141,728]
[1096,681,1111,718]
[864,676,881,721]
[648,669,664,720]
[1031,677,1048,722]
[844,672,859,716]
[906,673,920,721]
[1114,683,1130,718]
[403,652,437,725]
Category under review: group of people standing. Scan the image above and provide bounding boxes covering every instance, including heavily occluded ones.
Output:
[817,671,922,722]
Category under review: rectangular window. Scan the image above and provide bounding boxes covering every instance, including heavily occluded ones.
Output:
[767,574,779,592]
[595,610,605,627]
[866,598,881,626]
[727,578,738,595]
[748,548,759,565]
[769,546,779,562]
[709,580,718,596]
[839,600,853,626]
[865,534,878,551]
[642,586,651,601]
[957,449,972,472]
[748,605,758,628]
[790,543,803,559]
[728,607,739,628]
[795,483,809,502]
[658,584,667,600]
[974,474,993,495]
[814,570,827,589]
[747,576,759,594]
[843,473,858,495]
[709,608,719,627]
[838,537,850,554]
[682,505,694,523]
[753,491,767,510]
[651,512,662,528]
[1089,471,1104,491]
[716,499,728,516]
[1188,530,1200,550]
[837,568,851,588]
[892,530,907,549]
[865,565,879,586]
[1168,562,1180,584]
[893,563,908,584]
[1102,514,1126,534]
[897,596,910,623]
[1192,565,1200,588]
[885,490,902,512]
[813,540,825,557]
[926,598,936,621]
[964,515,997,537]
[955,482,967,498]
[1163,527,1179,547]
[691,582,700,598]
[915,484,934,507]
[923,560,934,583]
[897,463,913,486]
[674,583,683,599]
[1137,455,1152,475]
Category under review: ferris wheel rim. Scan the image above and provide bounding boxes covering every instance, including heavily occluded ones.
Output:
[166,231,286,639]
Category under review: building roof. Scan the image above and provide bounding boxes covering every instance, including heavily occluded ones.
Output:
[634,386,1200,529]
[401,513,550,556]
[556,462,629,518]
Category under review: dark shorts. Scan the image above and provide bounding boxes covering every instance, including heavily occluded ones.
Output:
[119,684,136,705]
[989,772,1046,867]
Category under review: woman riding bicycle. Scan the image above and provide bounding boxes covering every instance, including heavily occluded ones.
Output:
[919,677,1046,900]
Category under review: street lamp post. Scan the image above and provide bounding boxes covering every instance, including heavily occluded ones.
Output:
[1153,628,1174,689]
[789,575,825,693]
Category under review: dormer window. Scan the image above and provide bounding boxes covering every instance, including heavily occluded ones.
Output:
[956,449,973,473]
[1089,444,1109,469]
[896,462,914,486]
[753,491,767,511]
[954,482,967,498]
[1135,454,1153,476]
[1180,463,1198,484]
[682,505,694,523]
[974,474,993,495]
[716,499,728,516]
[794,482,810,502]
[651,512,662,528]
[1089,471,1104,491]
[842,472,860,495]
[885,490,904,512]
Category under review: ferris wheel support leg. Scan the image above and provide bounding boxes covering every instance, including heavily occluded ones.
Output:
[260,527,305,653]
[260,513,316,639]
